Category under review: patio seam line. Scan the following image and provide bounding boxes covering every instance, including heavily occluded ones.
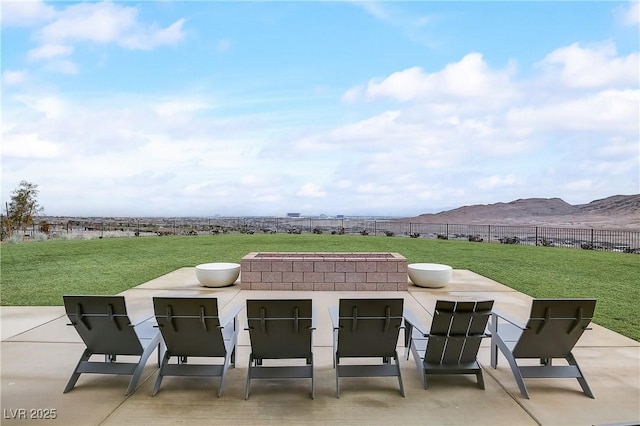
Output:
[95,380,148,426]
[2,340,85,345]
[406,293,435,317]
[1,313,67,341]
[481,365,544,426]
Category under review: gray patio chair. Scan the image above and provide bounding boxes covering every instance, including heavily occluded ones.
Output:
[489,298,597,399]
[404,300,494,390]
[329,298,405,398]
[152,297,242,397]
[63,295,162,395]
[245,299,315,399]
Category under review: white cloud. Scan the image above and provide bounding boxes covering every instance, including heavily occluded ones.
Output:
[2,32,638,216]
[297,183,327,198]
[341,85,364,103]
[120,18,186,51]
[618,1,640,26]
[12,1,187,74]
[538,42,639,89]
[27,44,74,61]
[365,67,429,102]
[43,59,78,75]
[183,180,228,197]
[354,2,435,48]
[564,179,595,191]
[2,70,28,85]
[2,133,61,158]
[474,174,517,191]
[153,99,212,117]
[16,95,68,119]
[506,89,639,134]
[37,2,139,44]
[0,0,56,27]
[354,183,394,195]
[354,53,516,103]
[331,110,404,142]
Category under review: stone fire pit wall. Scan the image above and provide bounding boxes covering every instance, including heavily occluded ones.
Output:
[240,252,408,291]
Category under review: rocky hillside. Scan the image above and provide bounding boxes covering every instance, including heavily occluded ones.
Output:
[402,194,639,229]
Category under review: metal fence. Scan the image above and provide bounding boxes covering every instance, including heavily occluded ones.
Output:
[22,216,640,253]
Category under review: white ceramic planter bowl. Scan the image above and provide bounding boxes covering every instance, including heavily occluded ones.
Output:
[195,262,241,287]
[408,263,453,288]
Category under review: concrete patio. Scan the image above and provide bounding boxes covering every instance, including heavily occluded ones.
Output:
[1,268,639,425]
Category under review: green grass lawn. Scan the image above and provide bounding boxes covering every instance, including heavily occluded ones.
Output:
[1,233,638,341]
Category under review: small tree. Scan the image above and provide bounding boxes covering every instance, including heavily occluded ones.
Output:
[5,180,44,236]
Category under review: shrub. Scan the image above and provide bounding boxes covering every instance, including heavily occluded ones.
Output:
[6,234,22,244]
[499,237,520,244]
[33,232,49,242]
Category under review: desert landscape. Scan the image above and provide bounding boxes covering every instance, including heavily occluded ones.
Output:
[403,194,639,230]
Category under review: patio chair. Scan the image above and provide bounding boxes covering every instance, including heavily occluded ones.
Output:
[329,298,405,398]
[245,299,315,399]
[152,297,242,397]
[63,295,162,395]
[404,300,494,390]
[489,298,596,399]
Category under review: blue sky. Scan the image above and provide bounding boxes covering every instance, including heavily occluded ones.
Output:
[2,1,639,217]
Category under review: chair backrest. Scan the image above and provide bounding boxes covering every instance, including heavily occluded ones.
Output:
[64,295,143,356]
[246,299,313,359]
[336,298,404,358]
[513,299,597,359]
[424,300,494,365]
[153,297,226,357]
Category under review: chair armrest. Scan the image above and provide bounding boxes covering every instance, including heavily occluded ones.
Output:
[403,309,429,337]
[311,307,318,330]
[132,314,155,328]
[491,308,527,330]
[133,316,160,340]
[328,306,339,329]
[220,303,243,328]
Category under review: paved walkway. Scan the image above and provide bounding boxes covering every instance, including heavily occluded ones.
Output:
[1,269,639,425]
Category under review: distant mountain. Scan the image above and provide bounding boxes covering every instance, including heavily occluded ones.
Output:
[576,194,640,215]
[401,194,639,229]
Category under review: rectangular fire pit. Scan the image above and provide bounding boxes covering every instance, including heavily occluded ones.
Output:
[240,252,408,291]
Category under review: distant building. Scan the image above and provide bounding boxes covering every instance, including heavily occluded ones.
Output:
[287,213,301,218]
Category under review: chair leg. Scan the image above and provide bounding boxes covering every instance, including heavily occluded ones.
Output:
[230,327,238,368]
[232,317,238,367]
[335,358,340,399]
[245,354,253,400]
[492,336,530,398]
[476,369,485,390]
[566,352,595,399]
[404,322,413,360]
[489,316,499,369]
[217,351,233,398]
[63,349,91,393]
[156,342,164,367]
[126,334,161,396]
[410,343,425,389]
[505,357,529,398]
[394,351,405,397]
[151,352,170,396]
[310,355,315,400]
[231,344,236,367]
[490,338,499,369]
